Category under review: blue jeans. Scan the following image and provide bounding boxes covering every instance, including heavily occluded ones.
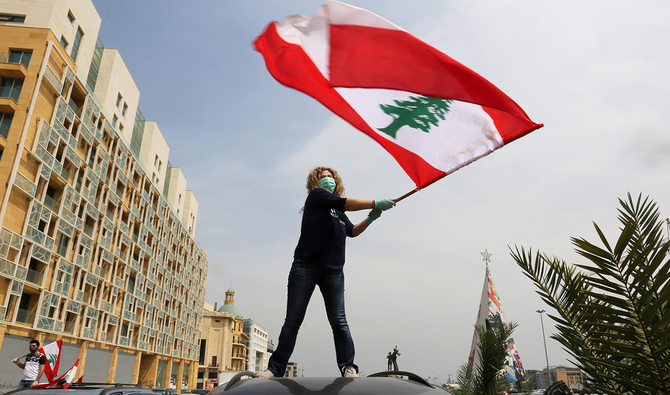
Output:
[267,261,357,377]
[17,380,34,388]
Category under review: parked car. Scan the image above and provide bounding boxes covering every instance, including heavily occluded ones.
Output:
[210,371,455,395]
[5,383,155,395]
[152,389,175,395]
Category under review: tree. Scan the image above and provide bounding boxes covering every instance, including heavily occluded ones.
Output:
[458,320,518,395]
[511,193,670,394]
[377,95,452,139]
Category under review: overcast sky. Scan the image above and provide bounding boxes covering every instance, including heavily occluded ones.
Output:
[92,0,670,382]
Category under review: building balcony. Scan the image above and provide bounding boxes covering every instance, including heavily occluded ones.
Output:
[25,268,45,286]
[0,84,22,103]
[0,97,17,112]
[0,53,27,79]
[16,308,36,325]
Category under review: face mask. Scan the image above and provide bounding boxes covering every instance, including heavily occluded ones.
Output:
[319,177,336,193]
[29,346,38,353]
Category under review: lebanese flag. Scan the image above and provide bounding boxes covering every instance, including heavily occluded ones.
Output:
[58,359,79,389]
[255,1,542,188]
[38,340,62,383]
[33,359,78,389]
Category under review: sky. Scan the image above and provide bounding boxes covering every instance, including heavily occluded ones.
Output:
[91,0,670,383]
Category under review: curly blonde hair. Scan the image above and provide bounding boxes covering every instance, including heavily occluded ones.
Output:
[306,166,346,197]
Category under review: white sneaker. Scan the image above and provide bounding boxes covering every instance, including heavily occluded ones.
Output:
[343,366,358,378]
[256,370,275,378]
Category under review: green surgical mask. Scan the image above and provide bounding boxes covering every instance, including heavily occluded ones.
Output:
[319,177,336,192]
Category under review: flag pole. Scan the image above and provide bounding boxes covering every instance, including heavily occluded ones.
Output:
[394,187,421,203]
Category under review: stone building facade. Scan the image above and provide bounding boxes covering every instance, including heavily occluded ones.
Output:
[197,290,248,389]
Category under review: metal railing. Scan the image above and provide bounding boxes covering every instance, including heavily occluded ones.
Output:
[43,66,63,92]
[0,52,30,68]
[0,84,21,102]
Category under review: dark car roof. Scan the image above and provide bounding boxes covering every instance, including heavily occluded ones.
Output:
[211,371,453,395]
[4,385,154,395]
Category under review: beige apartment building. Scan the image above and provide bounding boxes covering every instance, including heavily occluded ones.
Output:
[0,0,206,390]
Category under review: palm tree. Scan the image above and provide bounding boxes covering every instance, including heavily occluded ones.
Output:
[458,320,518,395]
[511,193,670,394]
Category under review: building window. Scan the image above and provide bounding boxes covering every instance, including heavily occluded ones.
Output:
[0,112,13,139]
[122,102,128,117]
[6,50,31,68]
[112,115,118,127]
[0,14,25,23]
[116,93,123,108]
[0,77,23,102]
[56,233,70,257]
[67,10,75,24]
[71,27,83,61]
[198,339,206,365]
[60,36,68,50]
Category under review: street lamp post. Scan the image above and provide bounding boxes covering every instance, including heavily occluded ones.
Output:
[536,309,552,386]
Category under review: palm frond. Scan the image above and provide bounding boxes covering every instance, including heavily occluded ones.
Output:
[511,194,670,394]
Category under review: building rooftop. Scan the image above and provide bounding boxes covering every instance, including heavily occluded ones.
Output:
[218,303,241,317]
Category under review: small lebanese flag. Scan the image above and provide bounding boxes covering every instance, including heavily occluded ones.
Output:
[57,358,78,389]
[38,340,62,383]
[255,1,543,188]
[33,359,79,389]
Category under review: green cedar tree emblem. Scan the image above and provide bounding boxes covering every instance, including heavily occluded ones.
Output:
[377,95,453,139]
[48,353,57,366]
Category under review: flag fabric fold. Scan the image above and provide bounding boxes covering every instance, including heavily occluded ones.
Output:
[33,358,78,389]
[255,1,542,188]
[38,340,62,384]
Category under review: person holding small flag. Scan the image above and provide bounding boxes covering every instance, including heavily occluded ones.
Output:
[12,339,46,388]
[258,166,395,379]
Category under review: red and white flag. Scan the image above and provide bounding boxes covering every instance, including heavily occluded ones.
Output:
[38,340,62,383]
[55,358,78,389]
[255,1,542,188]
[34,358,79,389]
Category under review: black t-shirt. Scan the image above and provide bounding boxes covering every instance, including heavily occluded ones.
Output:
[293,188,355,270]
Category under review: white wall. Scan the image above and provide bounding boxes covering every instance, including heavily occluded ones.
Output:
[183,190,198,236]
[167,167,187,218]
[139,121,170,189]
[94,48,140,143]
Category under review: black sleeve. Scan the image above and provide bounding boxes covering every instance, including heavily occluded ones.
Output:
[309,188,347,211]
[39,355,46,365]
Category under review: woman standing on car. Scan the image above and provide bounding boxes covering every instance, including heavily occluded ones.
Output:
[258,166,395,379]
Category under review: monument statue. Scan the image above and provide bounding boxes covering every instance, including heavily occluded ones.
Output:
[386,346,401,371]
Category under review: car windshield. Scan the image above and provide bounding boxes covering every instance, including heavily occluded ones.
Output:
[152,391,167,395]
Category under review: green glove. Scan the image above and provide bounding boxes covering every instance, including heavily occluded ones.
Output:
[366,209,382,224]
[374,199,396,211]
